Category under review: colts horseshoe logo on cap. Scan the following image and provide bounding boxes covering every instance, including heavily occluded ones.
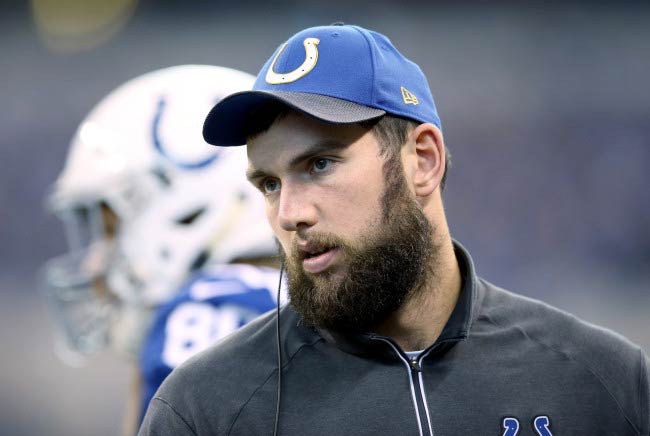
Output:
[265,37,320,84]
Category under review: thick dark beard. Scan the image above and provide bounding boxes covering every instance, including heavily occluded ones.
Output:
[281,157,436,334]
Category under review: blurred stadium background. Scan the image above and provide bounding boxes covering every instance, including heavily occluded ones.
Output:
[1,1,648,435]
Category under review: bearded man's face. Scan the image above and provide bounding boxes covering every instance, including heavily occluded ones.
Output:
[281,161,433,333]
[246,112,435,333]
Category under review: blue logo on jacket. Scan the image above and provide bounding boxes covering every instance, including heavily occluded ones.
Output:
[502,415,553,435]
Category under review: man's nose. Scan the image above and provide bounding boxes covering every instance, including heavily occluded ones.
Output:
[277,180,317,232]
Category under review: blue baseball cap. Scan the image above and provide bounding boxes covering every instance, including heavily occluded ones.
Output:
[203,24,441,146]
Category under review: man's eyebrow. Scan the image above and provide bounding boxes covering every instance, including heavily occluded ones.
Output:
[246,167,267,183]
[287,140,349,168]
[246,140,350,182]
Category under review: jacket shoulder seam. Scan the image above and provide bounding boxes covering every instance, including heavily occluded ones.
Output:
[481,312,641,435]
[637,348,649,435]
[227,336,323,435]
[150,396,198,435]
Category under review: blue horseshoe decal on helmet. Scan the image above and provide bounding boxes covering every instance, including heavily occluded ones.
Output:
[152,97,221,170]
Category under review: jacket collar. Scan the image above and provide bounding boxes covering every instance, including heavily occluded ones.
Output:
[436,239,477,342]
[315,239,479,359]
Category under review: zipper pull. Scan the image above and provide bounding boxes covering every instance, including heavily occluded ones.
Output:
[409,358,422,372]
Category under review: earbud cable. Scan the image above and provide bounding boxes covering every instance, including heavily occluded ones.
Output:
[273,264,284,436]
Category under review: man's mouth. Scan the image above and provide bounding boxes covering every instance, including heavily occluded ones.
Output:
[299,244,340,274]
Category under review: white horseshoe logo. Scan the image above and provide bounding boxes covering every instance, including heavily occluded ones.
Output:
[265,37,320,84]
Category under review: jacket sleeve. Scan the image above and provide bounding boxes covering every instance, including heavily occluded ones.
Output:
[641,350,650,436]
[138,397,197,436]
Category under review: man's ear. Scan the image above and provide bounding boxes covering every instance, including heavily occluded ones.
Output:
[410,123,445,198]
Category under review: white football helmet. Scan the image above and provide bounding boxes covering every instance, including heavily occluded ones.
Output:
[42,65,277,362]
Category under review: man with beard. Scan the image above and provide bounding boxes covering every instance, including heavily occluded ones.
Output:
[139,25,649,436]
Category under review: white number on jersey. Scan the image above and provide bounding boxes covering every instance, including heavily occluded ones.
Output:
[161,302,259,368]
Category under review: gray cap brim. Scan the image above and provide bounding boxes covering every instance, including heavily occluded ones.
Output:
[203,90,386,146]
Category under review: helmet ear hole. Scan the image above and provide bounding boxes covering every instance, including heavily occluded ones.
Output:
[175,208,205,226]
[189,250,210,271]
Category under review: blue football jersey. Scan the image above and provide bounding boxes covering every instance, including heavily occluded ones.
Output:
[139,263,286,418]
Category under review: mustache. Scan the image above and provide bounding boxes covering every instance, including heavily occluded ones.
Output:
[278,232,350,262]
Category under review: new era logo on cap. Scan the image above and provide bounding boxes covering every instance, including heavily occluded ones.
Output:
[401,87,419,105]
[203,24,441,146]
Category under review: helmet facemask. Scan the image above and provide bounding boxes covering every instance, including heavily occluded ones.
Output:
[41,202,118,362]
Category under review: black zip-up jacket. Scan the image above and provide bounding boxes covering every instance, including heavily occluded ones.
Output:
[139,243,650,436]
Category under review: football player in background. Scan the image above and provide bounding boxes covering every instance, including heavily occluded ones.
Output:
[41,65,284,435]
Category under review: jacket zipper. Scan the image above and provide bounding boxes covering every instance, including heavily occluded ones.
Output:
[374,338,434,436]
[413,351,435,436]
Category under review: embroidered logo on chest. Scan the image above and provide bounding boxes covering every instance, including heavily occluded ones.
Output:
[502,416,553,435]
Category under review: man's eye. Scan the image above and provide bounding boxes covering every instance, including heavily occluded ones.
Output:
[262,179,280,194]
[312,158,332,173]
